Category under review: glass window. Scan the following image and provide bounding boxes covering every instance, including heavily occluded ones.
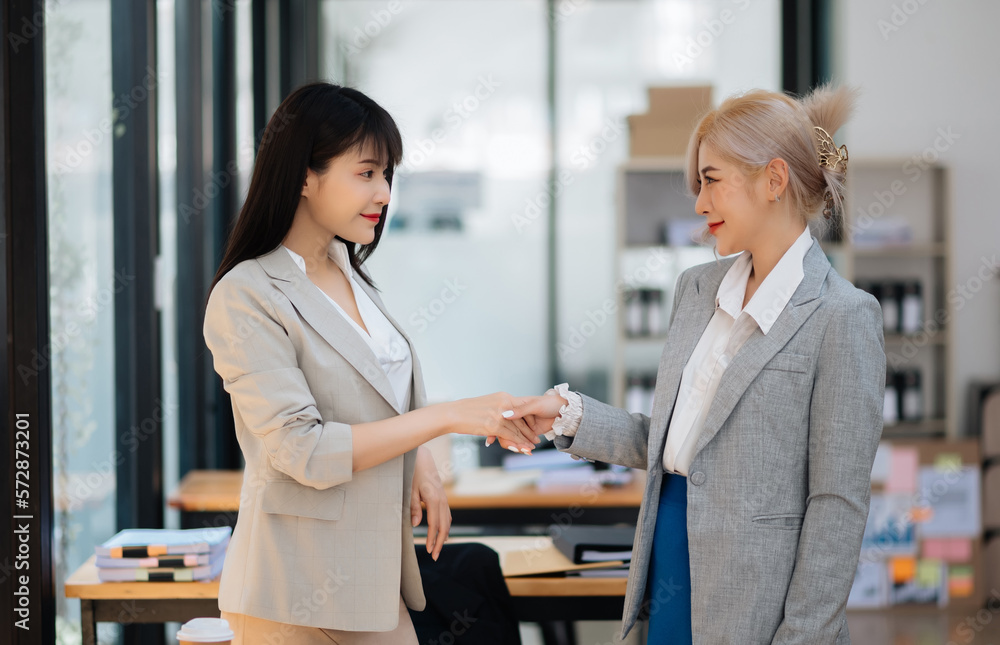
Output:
[44,1,118,641]
[319,0,780,436]
[555,0,781,401]
[322,0,551,407]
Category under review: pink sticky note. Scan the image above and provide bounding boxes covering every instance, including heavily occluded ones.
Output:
[922,538,972,563]
[946,538,972,562]
[886,446,919,493]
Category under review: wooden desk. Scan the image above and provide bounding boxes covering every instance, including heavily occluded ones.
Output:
[66,537,627,645]
[65,556,221,645]
[168,469,644,529]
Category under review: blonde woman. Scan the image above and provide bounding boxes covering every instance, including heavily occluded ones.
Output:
[510,86,884,644]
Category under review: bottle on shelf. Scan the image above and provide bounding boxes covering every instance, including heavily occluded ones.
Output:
[625,375,645,415]
[625,290,644,337]
[645,289,664,337]
[880,282,902,334]
[901,369,924,422]
[884,370,899,426]
[901,281,923,335]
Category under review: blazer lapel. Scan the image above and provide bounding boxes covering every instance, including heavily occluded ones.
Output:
[354,277,427,412]
[693,240,830,455]
[255,247,402,414]
[647,257,733,467]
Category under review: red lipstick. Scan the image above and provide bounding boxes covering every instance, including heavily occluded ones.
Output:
[707,221,723,234]
[361,213,381,222]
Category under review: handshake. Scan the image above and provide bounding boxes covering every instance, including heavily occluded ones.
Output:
[442,390,571,456]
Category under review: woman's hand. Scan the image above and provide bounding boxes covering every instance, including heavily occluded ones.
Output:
[411,446,451,561]
[490,393,568,451]
[443,392,541,454]
[516,391,569,436]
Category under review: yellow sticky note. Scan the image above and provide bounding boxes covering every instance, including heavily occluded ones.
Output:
[890,556,917,584]
[934,453,962,471]
[916,559,941,588]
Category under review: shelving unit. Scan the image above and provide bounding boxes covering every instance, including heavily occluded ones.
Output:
[612,158,713,411]
[612,157,954,440]
[839,160,953,439]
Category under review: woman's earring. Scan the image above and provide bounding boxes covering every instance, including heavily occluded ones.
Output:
[775,194,781,202]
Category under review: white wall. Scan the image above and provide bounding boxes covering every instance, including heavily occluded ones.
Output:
[835,0,1000,435]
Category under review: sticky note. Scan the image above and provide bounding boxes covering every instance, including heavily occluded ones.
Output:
[916,559,942,588]
[923,538,972,563]
[886,447,919,493]
[948,565,974,598]
[890,556,917,584]
[934,453,962,472]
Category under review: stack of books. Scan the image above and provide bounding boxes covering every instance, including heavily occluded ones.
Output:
[95,527,231,582]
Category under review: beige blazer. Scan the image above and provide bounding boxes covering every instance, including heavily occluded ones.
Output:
[203,246,427,631]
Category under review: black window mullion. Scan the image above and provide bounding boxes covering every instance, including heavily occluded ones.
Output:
[782,0,832,95]
[1,1,56,642]
[110,0,163,641]
[211,0,241,471]
[175,0,210,477]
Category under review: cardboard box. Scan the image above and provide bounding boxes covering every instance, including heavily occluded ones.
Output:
[628,85,712,158]
[627,114,697,158]
[647,85,713,118]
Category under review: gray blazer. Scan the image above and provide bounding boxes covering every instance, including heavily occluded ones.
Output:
[203,246,427,631]
[555,238,884,644]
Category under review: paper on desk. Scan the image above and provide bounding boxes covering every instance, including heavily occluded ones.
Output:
[452,467,541,496]
[580,549,633,563]
[433,536,624,576]
[536,466,633,490]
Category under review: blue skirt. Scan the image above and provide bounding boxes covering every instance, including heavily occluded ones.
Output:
[646,472,692,645]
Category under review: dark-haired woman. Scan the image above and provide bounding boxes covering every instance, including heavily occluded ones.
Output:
[203,83,539,644]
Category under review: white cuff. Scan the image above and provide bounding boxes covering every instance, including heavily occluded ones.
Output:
[543,383,583,441]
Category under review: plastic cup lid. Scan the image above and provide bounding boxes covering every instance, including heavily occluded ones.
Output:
[177,617,234,642]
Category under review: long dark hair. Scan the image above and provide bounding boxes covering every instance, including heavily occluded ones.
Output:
[211,83,403,292]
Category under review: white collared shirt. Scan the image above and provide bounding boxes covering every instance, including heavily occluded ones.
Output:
[549,226,814,476]
[283,240,412,412]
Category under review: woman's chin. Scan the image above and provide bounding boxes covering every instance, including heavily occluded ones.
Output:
[342,228,377,247]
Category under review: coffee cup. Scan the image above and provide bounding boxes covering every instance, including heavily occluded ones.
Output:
[177,617,234,644]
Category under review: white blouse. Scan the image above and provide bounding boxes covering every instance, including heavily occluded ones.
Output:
[283,241,413,412]
[549,226,814,476]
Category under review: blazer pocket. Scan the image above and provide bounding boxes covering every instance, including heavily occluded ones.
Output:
[752,513,804,530]
[762,351,811,374]
[260,479,346,521]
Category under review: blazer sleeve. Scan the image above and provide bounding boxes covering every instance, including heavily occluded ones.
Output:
[772,292,885,644]
[551,269,691,470]
[204,273,354,490]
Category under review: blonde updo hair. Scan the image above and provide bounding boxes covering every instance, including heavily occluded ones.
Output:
[685,84,858,238]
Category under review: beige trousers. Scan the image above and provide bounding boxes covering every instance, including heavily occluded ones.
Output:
[221,596,418,645]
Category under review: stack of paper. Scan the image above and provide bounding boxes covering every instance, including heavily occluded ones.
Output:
[95,527,230,582]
